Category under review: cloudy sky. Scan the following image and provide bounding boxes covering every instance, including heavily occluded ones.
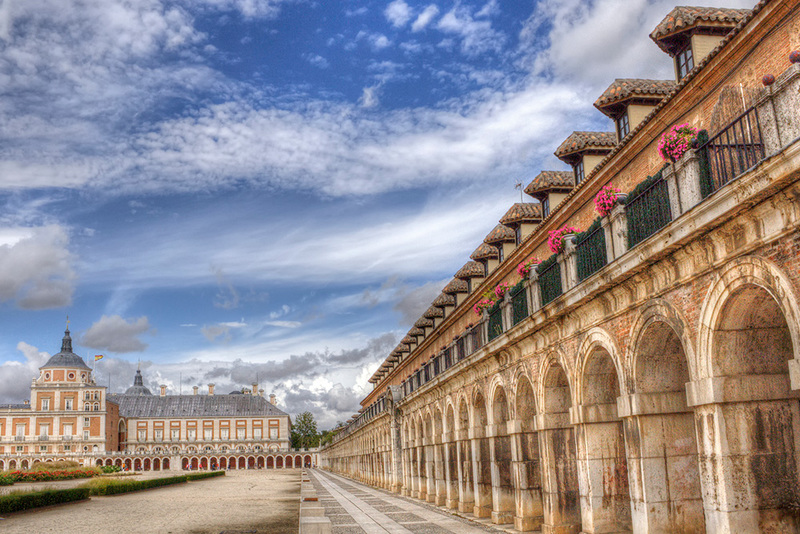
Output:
[0,0,753,428]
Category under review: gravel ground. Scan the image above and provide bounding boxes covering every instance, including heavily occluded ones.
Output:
[0,469,300,534]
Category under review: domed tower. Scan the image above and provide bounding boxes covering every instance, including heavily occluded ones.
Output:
[37,327,93,385]
[124,369,153,396]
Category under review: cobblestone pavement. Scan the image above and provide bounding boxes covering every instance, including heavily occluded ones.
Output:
[0,469,300,534]
[310,470,515,534]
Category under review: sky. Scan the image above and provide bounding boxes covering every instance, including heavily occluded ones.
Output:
[0,0,754,428]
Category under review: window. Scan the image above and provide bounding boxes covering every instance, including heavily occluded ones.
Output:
[40,445,48,452]
[616,111,630,140]
[204,429,213,441]
[41,398,49,411]
[676,44,694,79]
[63,424,73,437]
[269,428,278,439]
[93,403,99,411]
[83,430,90,440]
[171,429,180,441]
[496,245,504,263]
[93,392,99,400]
[84,403,90,411]
[84,418,90,428]
[573,159,585,184]
[253,428,262,440]
[65,398,73,410]
[64,444,71,451]
[137,430,146,441]
[237,428,246,440]
[84,392,91,400]
[39,424,49,437]
[541,196,550,218]
[155,429,163,441]
[16,424,25,437]
[220,428,229,440]
[187,429,196,441]
[16,446,23,452]
[515,226,522,246]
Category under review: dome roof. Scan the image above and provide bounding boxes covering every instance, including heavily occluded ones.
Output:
[124,369,153,396]
[40,329,91,371]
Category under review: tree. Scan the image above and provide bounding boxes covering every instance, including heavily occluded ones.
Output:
[291,411,320,449]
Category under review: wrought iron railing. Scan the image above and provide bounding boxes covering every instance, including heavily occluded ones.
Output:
[510,282,528,325]
[696,106,764,197]
[626,169,671,249]
[537,256,562,306]
[576,220,607,281]
[487,303,503,341]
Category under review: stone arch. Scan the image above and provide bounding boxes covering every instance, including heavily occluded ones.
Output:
[304,455,312,467]
[238,456,245,469]
[96,459,103,467]
[153,458,161,471]
[144,458,151,471]
[267,455,274,469]
[276,456,283,468]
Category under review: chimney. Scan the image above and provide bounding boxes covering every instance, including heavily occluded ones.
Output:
[23,399,29,405]
[258,389,264,397]
[159,385,167,397]
[192,385,199,396]
[252,382,258,396]
[269,394,276,405]
[208,383,215,396]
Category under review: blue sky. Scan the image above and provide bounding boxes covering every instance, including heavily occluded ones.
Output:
[0,0,753,427]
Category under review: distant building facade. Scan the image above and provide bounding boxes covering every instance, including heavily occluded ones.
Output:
[0,328,318,470]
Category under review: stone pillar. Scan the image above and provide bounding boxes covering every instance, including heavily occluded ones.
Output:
[609,202,628,259]
[509,419,544,532]
[600,214,615,263]
[663,162,684,221]
[529,272,541,314]
[756,63,800,155]
[434,435,447,506]
[471,424,493,518]
[444,430,459,509]
[562,236,578,292]
[388,386,404,494]
[537,413,582,534]
[457,428,475,513]
[425,437,436,503]
[488,422,515,525]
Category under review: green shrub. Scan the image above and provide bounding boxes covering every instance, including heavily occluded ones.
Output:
[30,460,81,472]
[0,474,13,486]
[186,470,225,481]
[0,488,90,514]
[83,474,189,496]
[101,465,122,474]
[7,469,97,483]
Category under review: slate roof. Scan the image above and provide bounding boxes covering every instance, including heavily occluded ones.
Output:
[554,132,616,160]
[442,278,468,294]
[524,171,574,196]
[41,329,91,371]
[499,202,543,225]
[1,404,31,410]
[471,242,499,261]
[484,224,516,244]
[432,293,456,307]
[423,306,444,319]
[414,317,434,328]
[108,394,288,418]
[650,6,751,46]
[594,79,677,110]
[455,261,485,279]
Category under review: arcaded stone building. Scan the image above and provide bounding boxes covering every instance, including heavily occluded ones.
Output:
[320,2,800,533]
[0,328,318,471]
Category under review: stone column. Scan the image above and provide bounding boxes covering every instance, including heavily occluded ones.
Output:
[457,428,475,513]
[509,419,544,532]
[425,436,436,502]
[536,413,582,534]
[562,236,578,292]
[471,424,493,518]
[434,435,447,506]
[444,429,459,509]
[609,202,628,259]
[488,422,515,525]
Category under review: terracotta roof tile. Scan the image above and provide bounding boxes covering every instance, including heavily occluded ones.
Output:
[594,79,677,111]
[554,131,616,160]
[414,317,434,328]
[432,293,456,307]
[470,242,499,261]
[395,343,410,353]
[408,327,425,336]
[423,306,444,319]
[499,202,543,225]
[650,6,751,46]
[484,224,516,244]
[401,335,416,345]
[524,171,574,197]
[455,261,485,279]
[442,278,468,294]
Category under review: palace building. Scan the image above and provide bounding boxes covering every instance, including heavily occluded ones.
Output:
[0,328,317,471]
[320,2,800,533]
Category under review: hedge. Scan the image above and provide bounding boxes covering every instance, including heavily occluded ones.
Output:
[0,488,90,514]
[86,474,189,496]
[186,470,225,481]
[6,469,97,483]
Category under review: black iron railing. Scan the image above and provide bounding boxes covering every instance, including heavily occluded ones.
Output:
[537,255,562,306]
[626,169,671,249]
[576,219,607,281]
[510,282,528,325]
[696,107,764,197]
[487,303,503,341]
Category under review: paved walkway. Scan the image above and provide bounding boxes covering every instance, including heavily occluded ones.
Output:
[310,470,511,534]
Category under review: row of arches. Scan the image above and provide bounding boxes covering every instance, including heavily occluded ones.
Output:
[325,257,800,533]
[0,454,315,472]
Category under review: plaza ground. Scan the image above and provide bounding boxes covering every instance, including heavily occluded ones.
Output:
[0,469,299,533]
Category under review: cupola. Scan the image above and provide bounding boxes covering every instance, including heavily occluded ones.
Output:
[414,317,434,337]
[455,261,486,292]
[39,327,92,384]
[524,171,574,218]
[499,202,543,244]
[594,79,676,141]
[554,131,616,185]
[423,305,445,329]
[483,224,516,264]
[432,292,456,320]
[470,243,500,275]
[650,6,751,81]
[442,277,469,307]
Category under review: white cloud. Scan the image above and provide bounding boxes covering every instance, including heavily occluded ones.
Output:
[411,4,439,32]
[0,225,76,309]
[436,4,505,56]
[384,0,412,28]
[0,342,51,404]
[359,85,381,108]
[303,53,329,69]
[80,315,152,353]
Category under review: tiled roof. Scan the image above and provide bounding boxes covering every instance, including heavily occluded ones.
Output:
[455,261,485,279]
[0,404,31,410]
[594,79,677,110]
[408,327,425,336]
[423,306,444,319]
[524,171,574,196]
[442,278,468,294]
[395,343,410,353]
[108,394,288,418]
[471,242,499,261]
[650,6,751,45]
[414,317,434,328]
[554,131,616,160]
[432,293,456,307]
[401,335,416,345]
[499,202,543,225]
[484,224,516,244]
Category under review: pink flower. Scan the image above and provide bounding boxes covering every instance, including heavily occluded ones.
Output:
[594,185,621,217]
[548,225,581,254]
[494,282,510,299]
[516,256,540,278]
[658,123,698,162]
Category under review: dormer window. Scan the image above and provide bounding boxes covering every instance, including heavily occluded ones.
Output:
[514,226,522,246]
[615,111,630,141]
[573,160,585,184]
[541,196,550,218]
[676,43,694,79]
[496,245,504,263]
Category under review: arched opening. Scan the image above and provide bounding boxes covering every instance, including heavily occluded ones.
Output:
[115,459,123,467]
[472,392,492,518]
[229,457,237,470]
[200,457,208,470]
[105,459,112,466]
[257,456,265,469]
[514,377,543,531]
[248,456,255,469]
[143,458,151,471]
[9,460,17,470]
[578,346,631,533]
[630,318,703,532]
[703,285,800,531]
[267,456,274,469]
[96,459,103,467]
[410,419,422,499]
[219,457,228,469]
[238,457,245,469]
[294,456,301,468]
[21,460,28,470]
[191,457,199,470]
[118,420,127,445]
[162,458,170,470]
[182,457,189,470]
[134,458,142,471]
[540,361,581,533]
[153,458,161,471]
[276,456,284,469]
[0,460,4,471]
[304,454,312,468]
[457,398,474,513]
[490,386,514,525]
